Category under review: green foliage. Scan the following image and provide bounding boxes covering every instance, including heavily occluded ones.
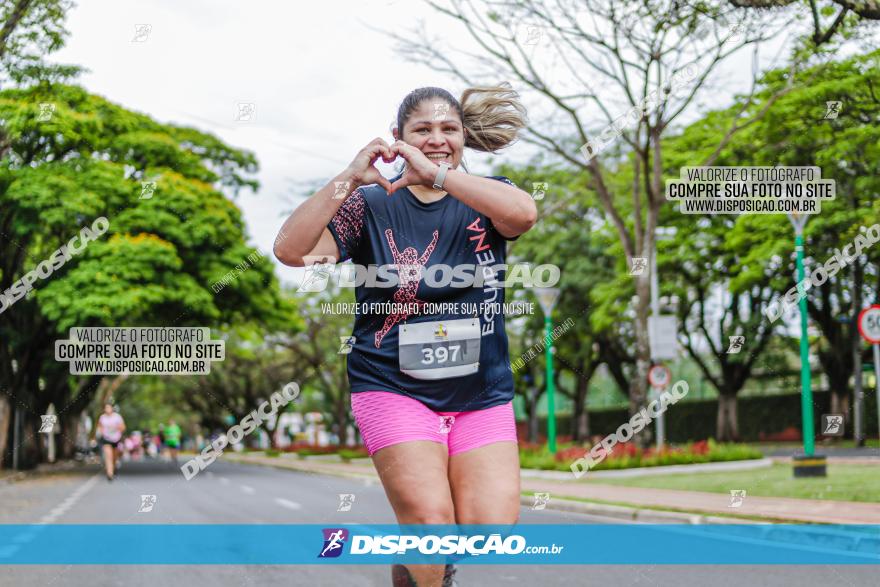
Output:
[531,389,876,442]
[0,0,79,86]
[518,439,762,472]
[0,81,299,466]
[0,83,285,333]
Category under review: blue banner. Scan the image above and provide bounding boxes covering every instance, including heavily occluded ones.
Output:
[0,524,877,565]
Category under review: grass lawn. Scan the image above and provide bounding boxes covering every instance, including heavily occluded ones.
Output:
[586,463,880,503]
[744,440,880,451]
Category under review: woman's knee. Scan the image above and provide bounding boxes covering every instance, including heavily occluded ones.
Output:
[396,499,456,525]
[455,494,520,525]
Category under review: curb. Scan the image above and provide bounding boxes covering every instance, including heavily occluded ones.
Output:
[521,457,773,480]
[520,495,761,525]
[223,454,377,480]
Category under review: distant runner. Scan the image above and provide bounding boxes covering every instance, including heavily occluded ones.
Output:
[164,420,182,463]
[96,403,125,481]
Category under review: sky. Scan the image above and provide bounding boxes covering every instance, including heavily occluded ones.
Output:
[51,0,792,288]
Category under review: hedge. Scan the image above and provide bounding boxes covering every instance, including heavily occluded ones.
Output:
[520,390,878,442]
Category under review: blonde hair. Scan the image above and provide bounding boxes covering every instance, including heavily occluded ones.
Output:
[460,82,527,152]
[395,82,527,153]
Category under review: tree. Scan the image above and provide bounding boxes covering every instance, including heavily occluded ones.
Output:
[0,83,293,468]
[282,288,358,446]
[730,0,879,47]
[505,164,628,441]
[389,0,800,443]
[172,324,301,448]
[662,48,880,436]
[0,0,80,89]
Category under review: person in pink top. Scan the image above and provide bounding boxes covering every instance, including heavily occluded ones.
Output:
[96,403,125,481]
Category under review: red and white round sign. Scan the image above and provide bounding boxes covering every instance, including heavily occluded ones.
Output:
[858,305,880,344]
[648,364,672,389]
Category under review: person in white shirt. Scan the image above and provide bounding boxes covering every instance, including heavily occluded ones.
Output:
[96,403,125,481]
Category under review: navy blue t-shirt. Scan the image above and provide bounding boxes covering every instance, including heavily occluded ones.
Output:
[327,175,517,411]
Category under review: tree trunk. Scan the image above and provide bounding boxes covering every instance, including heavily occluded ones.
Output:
[336,398,349,446]
[0,395,9,469]
[631,274,652,447]
[14,362,43,469]
[17,407,40,470]
[527,388,539,443]
[716,394,740,442]
[572,376,589,441]
[852,258,865,446]
[726,394,740,441]
[59,411,79,460]
[716,395,726,441]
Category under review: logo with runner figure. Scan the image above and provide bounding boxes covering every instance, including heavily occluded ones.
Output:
[318,528,349,558]
[39,415,57,433]
[433,324,448,339]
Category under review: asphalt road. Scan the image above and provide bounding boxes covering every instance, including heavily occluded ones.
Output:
[0,458,875,586]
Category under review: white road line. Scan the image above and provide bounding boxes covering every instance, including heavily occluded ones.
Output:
[274,498,302,510]
[0,473,100,558]
[37,474,100,524]
[219,477,230,485]
[240,485,255,495]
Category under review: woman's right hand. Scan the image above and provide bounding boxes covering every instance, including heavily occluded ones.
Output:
[345,138,395,193]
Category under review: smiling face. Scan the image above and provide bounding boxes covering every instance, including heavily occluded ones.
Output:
[395,99,466,170]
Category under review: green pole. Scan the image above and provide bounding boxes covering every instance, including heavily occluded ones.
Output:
[795,233,815,457]
[544,315,557,454]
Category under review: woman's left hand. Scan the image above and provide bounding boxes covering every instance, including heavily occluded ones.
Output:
[388,140,440,194]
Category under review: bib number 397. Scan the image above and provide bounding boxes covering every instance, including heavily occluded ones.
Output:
[399,318,480,380]
[421,345,460,365]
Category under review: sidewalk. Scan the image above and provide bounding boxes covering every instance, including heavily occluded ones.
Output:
[224,452,880,525]
[519,479,880,525]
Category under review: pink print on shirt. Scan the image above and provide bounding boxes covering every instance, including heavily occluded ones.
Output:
[329,190,366,256]
[374,228,440,348]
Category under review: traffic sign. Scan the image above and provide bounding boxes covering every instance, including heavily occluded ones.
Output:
[648,315,678,360]
[858,305,880,344]
[648,364,672,389]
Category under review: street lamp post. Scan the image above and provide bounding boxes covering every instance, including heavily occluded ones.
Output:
[788,214,825,477]
[535,287,561,454]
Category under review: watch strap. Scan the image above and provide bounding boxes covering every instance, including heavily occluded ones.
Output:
[433,162,452,190]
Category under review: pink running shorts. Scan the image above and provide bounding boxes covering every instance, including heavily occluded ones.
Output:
[350,391,518,456]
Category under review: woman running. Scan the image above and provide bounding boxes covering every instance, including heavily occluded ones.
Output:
[96,403,125,481]
[275,84,536,587]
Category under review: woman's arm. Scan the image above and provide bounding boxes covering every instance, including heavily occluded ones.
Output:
[387,140,537,238]
[274,138,394,267]
[273,169,360,267]
[442,171,537,238]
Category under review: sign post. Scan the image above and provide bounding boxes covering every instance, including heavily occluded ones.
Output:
[858,305,880,445]
[648,364,672,448]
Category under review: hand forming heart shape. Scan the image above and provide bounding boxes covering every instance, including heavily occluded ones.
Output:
[345,139,443,196]
[386,140,441,195]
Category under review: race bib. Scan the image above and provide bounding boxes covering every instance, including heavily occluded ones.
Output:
[399,318,480,380]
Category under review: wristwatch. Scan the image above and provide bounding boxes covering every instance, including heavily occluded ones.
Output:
[433,162,452,190]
